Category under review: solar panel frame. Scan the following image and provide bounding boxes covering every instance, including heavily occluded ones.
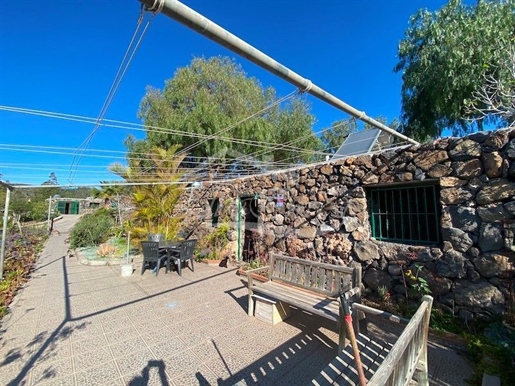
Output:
[331,128,382,160]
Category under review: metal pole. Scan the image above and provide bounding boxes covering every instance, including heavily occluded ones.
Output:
[0,187,12,280]
[138,0,419,145]
[47,196,52,232]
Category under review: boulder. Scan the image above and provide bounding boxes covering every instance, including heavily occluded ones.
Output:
[441,227,473,252]
[413,150,449,171]
[453,280,504,314]
[297,226,317,240]
[482,152,503,178]
[476,181,515,204]
[273,214,284,226]
[436,250,466,278]
[507,138,515,159]
[363,268,394,291]
[440,177,467,188]
[448,206,479,233]
[504,201,515,216]
[295,194,310,206]
[353,241,379,262]
[263,232,275,247]
[326,233,353,258]
[478,223,504,252]
[352,226,369,241]
[482,131,509,152]
[440,187,473,205]
[477,204,511,222]
[451,159,483,179]
[473,253,509,278]
[449,139,482,161]
[347,198,367,215]
[428,164,452,178]
[319,163,333,176]
[342,216,360,232]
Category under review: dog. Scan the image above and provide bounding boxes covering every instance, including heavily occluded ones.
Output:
[218,256,229,268]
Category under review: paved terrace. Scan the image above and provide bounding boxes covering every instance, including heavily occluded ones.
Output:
[0,216,473,385]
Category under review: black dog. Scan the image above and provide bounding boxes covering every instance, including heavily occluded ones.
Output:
[219,256,229,268]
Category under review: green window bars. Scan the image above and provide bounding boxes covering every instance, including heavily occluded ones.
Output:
[368,184,440,244]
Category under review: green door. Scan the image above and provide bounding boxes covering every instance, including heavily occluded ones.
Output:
[70,201,80,215]
[56,201,66,214]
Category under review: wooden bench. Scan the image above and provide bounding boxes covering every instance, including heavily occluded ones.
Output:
[246,253,362,352]
[312,295,434,386]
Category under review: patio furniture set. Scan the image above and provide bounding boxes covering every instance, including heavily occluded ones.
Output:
[140,236,197,276]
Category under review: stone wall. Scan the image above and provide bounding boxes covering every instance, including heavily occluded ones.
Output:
[176,128,515,318]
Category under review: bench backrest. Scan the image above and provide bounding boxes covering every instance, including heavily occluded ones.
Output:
[368,295,433,386]
[269,254,361,297]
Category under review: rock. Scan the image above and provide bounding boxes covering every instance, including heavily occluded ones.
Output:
[423,274,452,296]
[477,204,511,222]
[342,216,360,232]
[388,264,402,276]
[478,223,504,252]
[363,268,393,291]
[483,131,509,152]
[504,201,515,216]
[413,150,449,171]
[353,241,379,262]
[428,164,452,178]
[295,194,310,206]
[467,269,481,283]
[395,172,413,182]
[414,168,426,181]
[476,181,515,204]
[453,280,504,314]
[362,172,379,184]
[507,138,515,159]
[273,214,284,226]
[436,250,466,278]
[473,253,509,278]
[326,233,353,257]
[448,206,479,233]
[482,152,503,178]
[347,198,367,215]
[263,232,275,247]
[451,159,483,179]
[320,164,333,176]
[440,187,473,205]
[449,139,482,160]
[440,177,467,188]
[297,226,317,240]
[441,227,473,252]
[352,227,369,241]
[509,161,515,178]
[227,230,238,242]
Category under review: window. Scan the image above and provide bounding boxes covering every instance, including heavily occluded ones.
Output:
[89,202,100,208]
[368,183,440,244]
[209,198,219,227]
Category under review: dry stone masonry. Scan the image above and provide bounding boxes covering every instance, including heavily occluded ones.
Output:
[176,128,515,319]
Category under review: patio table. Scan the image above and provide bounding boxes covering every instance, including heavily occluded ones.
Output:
[158,241,182,272]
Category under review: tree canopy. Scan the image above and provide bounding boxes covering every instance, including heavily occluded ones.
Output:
[395,0,514,140]
[130,56,322,169]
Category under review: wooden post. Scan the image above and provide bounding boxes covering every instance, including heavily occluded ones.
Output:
[247,273,254,316]
[415,295,433,386]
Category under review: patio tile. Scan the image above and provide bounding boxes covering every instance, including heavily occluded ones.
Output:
[167,364,219,386]
[73,346,115,370]
[36,374,76,386]
[100,317,131,334]
[115,349,156,376]
[160,349,201,375]
[71,335,108,355]
[110,336,148,358]
[148,338,188,359]
[104,326,140,345]
[75,360,121,385]
[30,357,74,386]
[122,364,172,386]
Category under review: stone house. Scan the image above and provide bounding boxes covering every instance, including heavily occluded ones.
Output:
[176,128,515,319]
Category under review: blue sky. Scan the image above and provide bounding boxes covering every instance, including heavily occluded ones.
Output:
[0,0,456,186]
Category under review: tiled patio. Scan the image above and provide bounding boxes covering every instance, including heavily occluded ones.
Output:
[0,216,473,385]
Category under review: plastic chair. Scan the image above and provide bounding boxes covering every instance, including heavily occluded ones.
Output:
[141,241,168,276]
[170,239,197,276]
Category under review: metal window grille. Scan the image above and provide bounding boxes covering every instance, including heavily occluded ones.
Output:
[368,184,440,244]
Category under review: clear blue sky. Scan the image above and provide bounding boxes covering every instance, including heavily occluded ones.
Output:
[0,0,456,186]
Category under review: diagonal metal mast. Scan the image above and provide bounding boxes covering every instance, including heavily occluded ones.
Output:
[138,0,419,145]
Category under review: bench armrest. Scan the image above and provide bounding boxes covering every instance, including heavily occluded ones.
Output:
[245,266,270,275]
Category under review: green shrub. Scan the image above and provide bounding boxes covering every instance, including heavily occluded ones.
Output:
[70,213,114,248]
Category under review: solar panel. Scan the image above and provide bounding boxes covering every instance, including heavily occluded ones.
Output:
[331,128,382,160]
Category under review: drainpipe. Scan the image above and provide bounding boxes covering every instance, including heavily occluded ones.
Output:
[237,197,241,261]
[138,0,419,145]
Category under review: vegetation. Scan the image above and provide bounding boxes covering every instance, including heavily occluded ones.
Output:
[110,146,185,243]
[0,228,47,318]
[395,0,514,140]
[128,56,322,169]
[69,210,115,249]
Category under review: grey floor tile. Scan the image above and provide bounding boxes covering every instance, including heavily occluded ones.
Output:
[30,357,74,386]
[75,360,121,386]
[73,346,115,370]
[115,349,156,377]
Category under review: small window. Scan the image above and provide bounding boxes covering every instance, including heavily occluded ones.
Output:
[89,202,100,209]
[367,183,440,244]
[209,198,219,227]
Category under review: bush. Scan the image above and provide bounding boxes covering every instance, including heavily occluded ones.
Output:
[70,212,114,248]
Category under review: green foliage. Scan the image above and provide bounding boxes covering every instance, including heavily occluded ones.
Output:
[70,212,115,248]
[395,0,515,140]
[132,56,322,165]
[204,223,230,251]
[110,146,185,243]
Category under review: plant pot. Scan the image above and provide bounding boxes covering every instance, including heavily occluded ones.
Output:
[121,263,134,277]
